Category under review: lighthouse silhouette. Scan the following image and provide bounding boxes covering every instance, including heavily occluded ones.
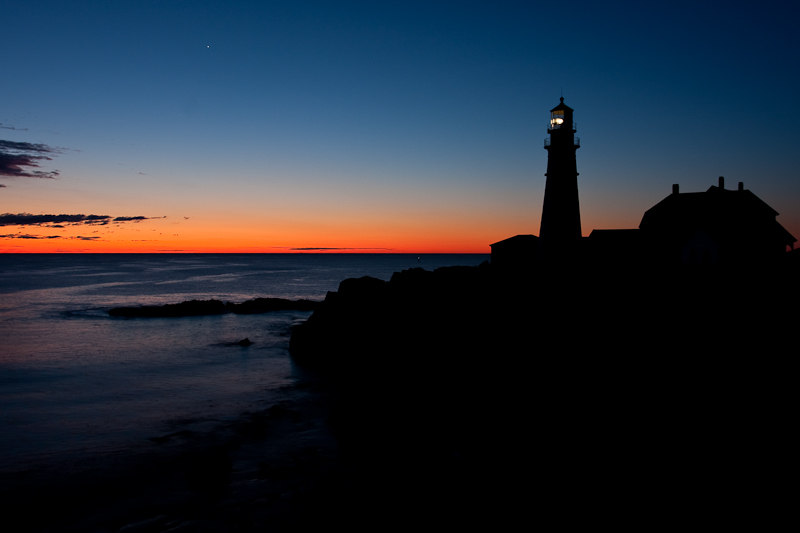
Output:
[490,97,795,269]
[540,97,582,259]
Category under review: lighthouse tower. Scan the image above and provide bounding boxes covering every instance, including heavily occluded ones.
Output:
[540,97,582,256]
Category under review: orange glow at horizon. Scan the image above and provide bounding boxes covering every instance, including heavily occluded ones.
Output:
[0,203,670,254]
[0,238,494,254]
[0,215,505,253]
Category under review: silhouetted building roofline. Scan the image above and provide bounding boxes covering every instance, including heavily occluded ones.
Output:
[639,178,795,265]
[490,234,539,269]
[490,99,795,269]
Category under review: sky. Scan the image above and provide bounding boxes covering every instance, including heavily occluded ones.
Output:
[2,0,799,253]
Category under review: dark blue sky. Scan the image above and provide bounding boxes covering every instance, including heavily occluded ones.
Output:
[3,1,799,251]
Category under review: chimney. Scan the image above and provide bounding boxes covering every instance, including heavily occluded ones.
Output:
[672,184,679,195]
[719,176,724,189]
[738,182,744,191]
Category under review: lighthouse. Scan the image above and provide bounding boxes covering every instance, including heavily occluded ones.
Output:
[540,97,582,256]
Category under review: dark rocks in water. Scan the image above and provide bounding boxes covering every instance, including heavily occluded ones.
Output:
[237,337,252,346]
[109,299,227,318]
[225,297,319,314]
[109,297,320,318]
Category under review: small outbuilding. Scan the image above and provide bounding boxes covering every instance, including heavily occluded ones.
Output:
[489,234,539,270]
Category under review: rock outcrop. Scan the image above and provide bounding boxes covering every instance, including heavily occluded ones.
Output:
[109,298,319,318]
[287,260,796,527]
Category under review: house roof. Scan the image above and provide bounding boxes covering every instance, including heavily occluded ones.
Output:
[588,229,641,244]
[490,234,538,248]
[640,185,796,245]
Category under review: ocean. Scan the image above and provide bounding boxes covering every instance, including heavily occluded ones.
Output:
[0,253,488,483]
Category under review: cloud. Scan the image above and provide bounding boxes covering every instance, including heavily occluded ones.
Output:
[0,123,28,131]
[288,247,394,251]
[0,213,167,229]
[0,140,62,179]
[0,213,163,227]
[0,233,103,241]
[112,215,166,222]
[0,213,108,226]
[0,234,62,239]
[0,184,6,188]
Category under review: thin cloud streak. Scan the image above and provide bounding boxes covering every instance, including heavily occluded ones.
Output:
[113,216,165,222]
[287,247,394,251]
[0,234,61,239]
[0,124,29,131]
[0,234,101,240]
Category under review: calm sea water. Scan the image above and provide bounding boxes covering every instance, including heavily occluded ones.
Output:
[0,253,487,478]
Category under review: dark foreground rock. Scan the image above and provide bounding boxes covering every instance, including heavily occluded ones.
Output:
[288,260,796,528]
[109,297,320,317]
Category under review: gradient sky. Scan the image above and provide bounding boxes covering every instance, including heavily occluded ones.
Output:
[2,1,799,253]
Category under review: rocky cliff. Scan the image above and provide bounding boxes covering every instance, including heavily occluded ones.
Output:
[287,261,794,526]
